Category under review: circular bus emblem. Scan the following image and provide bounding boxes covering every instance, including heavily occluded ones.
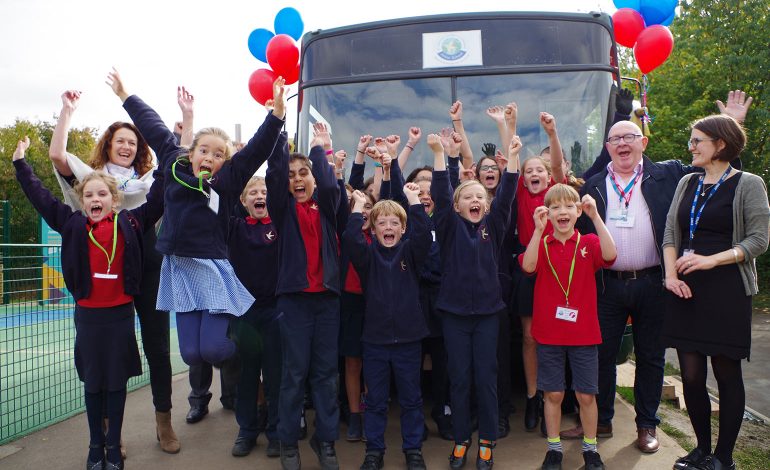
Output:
[437,36,466,61]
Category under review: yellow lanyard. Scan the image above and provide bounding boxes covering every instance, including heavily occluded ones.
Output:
[543,232,581,306]
[88,213,118,273]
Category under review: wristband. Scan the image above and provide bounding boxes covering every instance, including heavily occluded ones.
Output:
[732,247,739,264]
[406,144,414,151]
[373,162,383,168]
[325,149,334,155]
[452,119,462,122]
[356,148,365,154]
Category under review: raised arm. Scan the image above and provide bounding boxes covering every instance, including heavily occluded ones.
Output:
[349,135,371,190]
[449,101,474,169]
[540,112,565,184]
[309,122,341,216]
[177,86,195,147]
[398,127,422,170]
[49,90,81,177]
[404,182,433,266]
[486,105,511,159]
[343,190,371,273]
[520,206,548,273]
[716,89,753,124]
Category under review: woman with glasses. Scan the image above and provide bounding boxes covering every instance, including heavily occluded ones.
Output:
[662,114,769,470]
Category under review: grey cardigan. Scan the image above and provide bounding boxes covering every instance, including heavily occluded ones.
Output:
[662,171,770,295]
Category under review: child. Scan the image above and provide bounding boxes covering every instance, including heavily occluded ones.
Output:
[344,180,432,470]
[514,112,566,432]
[13,136,165,470]
[431,133,521,470]
[227,172,285,458]
[519,184,616,470]
[107,69,286,367]
[266,122,341,470]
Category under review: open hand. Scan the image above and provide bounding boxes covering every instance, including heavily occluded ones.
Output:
[665,277,692,299]
[177,86,194,114]
[106,67,129,101]
[311,122,332,150]
[272,76,287,119]
[716,89,753,123]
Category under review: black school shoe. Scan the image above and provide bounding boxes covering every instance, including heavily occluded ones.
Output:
[266,439,281,458]
[280,443,301,470]
[582,450,605,470]
[673,448,709,469]
[360,451,384,470]
[541,449,563,470]
[698,455,736,470]
[449,441,470,469]
[476,440,495,469]
[405,449,427,470]
[185,405,209,424]
[525,392,543,431]
[497,415,510,439]
[309,435,340,470]
[231,436,257,457]
[432,410,454,441]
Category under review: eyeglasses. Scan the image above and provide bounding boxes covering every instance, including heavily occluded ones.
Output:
[606,134,643,145]
[478,164,499,172]
[688,137,716,148]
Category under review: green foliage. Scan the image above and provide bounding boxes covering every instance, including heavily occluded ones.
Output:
[0,120,96,243]
[620,0,770,289]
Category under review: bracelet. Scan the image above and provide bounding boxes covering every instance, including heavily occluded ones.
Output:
[452,119,461,122]
[325,149,334,155]
[356,148,365,154]
[373,162,383,168]
[732,247,739,264]
[406,144,414,151]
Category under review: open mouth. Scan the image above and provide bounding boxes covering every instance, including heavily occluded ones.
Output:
[293,185,306,198]
[617,149,631,159]
[199,164,212,175]
[529,177,542,191]
[556,216,571,228]
[362,214,368,222]
[469,205,481,218]
[254,201,266,211]
[383,233,395,244]
[90,204,103,218]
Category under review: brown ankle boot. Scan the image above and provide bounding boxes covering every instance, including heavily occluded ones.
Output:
[155,411,181,454]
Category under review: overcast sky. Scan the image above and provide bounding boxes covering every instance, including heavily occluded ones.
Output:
[0,0,616,140]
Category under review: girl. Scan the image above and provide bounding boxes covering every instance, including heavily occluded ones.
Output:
[106,68,286,367]
[14,136,165,470]
[514,112,566,432]
[48,88,183,454]
[430,132,521,469]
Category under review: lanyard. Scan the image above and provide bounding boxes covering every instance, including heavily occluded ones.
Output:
[172,159,211,198]
[608,168,641,208]
[689,167,731,245]
[543,232,581,306]
[88,213,118,273]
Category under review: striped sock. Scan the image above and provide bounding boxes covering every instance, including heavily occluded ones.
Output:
[582,437,598,453]
[547,437,563,453]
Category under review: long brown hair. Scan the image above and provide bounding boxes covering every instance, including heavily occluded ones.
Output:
[88,122,153,175]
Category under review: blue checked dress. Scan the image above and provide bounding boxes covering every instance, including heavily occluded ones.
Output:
[157,255,255,316]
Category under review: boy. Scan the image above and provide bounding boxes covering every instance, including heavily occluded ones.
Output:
[519,184,616,470]
[266,122,341,470]
[343,180,432,470]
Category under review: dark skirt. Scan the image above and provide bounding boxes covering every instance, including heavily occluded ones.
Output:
[339,292,365,358]
[74,302,142,393]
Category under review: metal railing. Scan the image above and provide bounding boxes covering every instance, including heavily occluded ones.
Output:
[0,243,176,444]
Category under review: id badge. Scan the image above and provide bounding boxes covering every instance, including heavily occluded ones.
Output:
[615,215,635,228]
[683,249,695,256]
[608,209,624,221]
[555,305,578,323]
[94,272,118,280]
[208,188,220,214]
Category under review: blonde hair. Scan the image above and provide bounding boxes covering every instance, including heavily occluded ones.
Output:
[544,183,580,207]
[241,176,266,199]
[452,180,488,206]
[369,199,407,229]
[74,171,123,208]
[521,155,552,175]
[187,127,233,161]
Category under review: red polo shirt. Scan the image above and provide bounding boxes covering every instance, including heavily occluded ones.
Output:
[79,214,132,308]
[296,200,325,293]
[516,176,556,247]
[519,230,614,346]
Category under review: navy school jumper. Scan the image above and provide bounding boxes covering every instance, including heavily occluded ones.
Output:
[432,169,518,316]
[266,144,341,295]
[122,95,284,259]
[343,205,433,344]
[14,159,164,301]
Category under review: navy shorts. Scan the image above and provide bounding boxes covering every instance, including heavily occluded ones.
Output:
[537,344,598,394]
[513,266,535,317]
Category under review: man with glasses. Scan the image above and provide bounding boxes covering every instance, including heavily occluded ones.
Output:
[563,90,752,454]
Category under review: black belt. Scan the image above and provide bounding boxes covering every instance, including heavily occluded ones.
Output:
[604,265,661,280]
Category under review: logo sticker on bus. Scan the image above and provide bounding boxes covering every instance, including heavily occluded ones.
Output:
[423,30,483,68]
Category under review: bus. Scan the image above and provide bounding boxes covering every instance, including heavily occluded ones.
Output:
[295,11,621,176]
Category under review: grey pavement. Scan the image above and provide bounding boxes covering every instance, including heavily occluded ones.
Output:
[665,311,770,419]
[1,371,686,469]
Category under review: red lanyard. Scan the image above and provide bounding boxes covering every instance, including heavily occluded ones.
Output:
[608,168,641,209]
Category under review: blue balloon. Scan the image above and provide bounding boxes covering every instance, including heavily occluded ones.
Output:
[614,0,641,11]
[661,11,676,26]
[248,28,274,63]
[639,0,677,26]
[274,7,304,41]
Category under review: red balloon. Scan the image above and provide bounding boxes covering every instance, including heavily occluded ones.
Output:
[633,25,674,74]
[266,34,300,80]
[282,61,300,85]
[248,68,276,105]
[612,8,646,48]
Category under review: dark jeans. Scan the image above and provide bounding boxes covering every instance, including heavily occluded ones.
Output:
[597,272,665,428]
[363,341,424,452]
[188,354,240,408]
[232,304,282,440]
[497,308,513,417]
[443,312,499,442]
[277,293,340,445]
[422,336,449,419]
[134,268,173,412]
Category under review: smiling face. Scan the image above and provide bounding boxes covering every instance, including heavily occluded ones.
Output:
[688,128,724,168]
[373,214,405,247]
[417,180,434,215]
[522,157,550,195]
[241,179,268,219]
[108,128,139,169]
[477,157,500,190]
[360,196,375,230]
[190,134,227,178]
[289,157,316,204]
[81,179,116,223]
[606,121,647,176]
[454,181,488,224]
[546,197,581,239]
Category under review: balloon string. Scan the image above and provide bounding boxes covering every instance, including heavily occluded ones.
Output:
[640,74,653,133]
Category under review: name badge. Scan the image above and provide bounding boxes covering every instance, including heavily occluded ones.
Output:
[609,208,627,221]
[683,249,695,256]
[94,273,118,280]
[615,215,635,228]
[208,188,220,214]
[555,305,578,323]
[431,230,436,242]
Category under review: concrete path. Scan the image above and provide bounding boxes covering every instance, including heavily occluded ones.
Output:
[1,371,686,469]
